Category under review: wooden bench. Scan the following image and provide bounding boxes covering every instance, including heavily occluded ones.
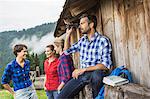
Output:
[104,83,150,99]
[79,84,93,99]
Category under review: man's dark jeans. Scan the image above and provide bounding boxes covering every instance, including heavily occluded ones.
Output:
[57,70,108,99]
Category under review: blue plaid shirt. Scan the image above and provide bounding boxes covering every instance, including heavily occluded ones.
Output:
[65,32,112,69]
[1,59,32,91]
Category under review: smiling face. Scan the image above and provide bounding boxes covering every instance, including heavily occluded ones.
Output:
[45,47,54,58]
[17,47,28,59]
[45,45,55,58]
[13,44,28,60]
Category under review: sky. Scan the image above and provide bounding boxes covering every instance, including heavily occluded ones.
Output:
[0,0,65,32]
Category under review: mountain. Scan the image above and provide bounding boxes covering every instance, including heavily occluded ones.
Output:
[0,22,56,85]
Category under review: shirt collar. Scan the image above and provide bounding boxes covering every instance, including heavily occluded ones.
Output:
[84,32,99,42]
[46,57,58,63]
[14,59,28,67]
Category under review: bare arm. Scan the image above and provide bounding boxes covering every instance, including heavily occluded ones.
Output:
[43,75,47,90]
[63,28,73,51]
[72,63,108,79]
[57,82,65,91]
[2,84,15,95]
[86,63,108,71]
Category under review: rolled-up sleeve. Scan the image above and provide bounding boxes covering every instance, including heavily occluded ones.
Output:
[1,64,12,84]
[64,40,81,55]
[100,38,112,69]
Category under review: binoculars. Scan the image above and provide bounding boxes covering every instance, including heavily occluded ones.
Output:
[66,23,78,29]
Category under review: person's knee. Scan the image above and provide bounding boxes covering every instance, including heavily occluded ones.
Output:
[92,70,104,80]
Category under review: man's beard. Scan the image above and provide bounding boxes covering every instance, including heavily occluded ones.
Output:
[80,27,90,34]
[81,31,88,34]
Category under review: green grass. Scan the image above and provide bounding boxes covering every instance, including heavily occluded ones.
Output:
[36,89,47,99]
[0,90,13,99]
[0,89,47,99]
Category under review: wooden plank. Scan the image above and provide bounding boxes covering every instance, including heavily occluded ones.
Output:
[70,29,79,68]
[121,83,150,98]
[126,1,142,84]
[104,85,124,99]
[113,0,130,67]
[105,83,150,99]
[134,3,149,87]
[99,0,117,66]
[143,0,150,87]
[69,0,98,16]
[126,1,150,87]
[95,6,103,33]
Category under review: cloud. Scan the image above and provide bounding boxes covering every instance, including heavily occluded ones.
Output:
[10,32,55,54]
[0,0,65,32]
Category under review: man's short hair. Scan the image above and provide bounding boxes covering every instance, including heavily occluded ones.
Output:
[80,13,97,29]
[13,44,27,56]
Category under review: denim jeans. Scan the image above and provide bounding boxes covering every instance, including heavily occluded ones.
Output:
[57,70,108,99]
[46,90,58,99]
[15,85,38,99]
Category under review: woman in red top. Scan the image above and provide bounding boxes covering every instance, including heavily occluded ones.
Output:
[44,45,59,99]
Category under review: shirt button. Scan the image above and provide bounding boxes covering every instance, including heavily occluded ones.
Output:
[24,74,25,76]
[25,83,27,85]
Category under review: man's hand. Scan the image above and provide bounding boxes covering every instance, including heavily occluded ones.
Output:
[66,27,73,37]
[72,68,86,79]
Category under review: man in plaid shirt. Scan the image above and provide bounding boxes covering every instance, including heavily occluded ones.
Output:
[1,44,37,99]
[57,14,112,98]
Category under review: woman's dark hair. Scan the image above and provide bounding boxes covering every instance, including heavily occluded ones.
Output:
[80,13,97,29]
[13,44,27,56]
[46,45,55,51]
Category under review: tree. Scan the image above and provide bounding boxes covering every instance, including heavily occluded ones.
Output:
[38,52,46,75]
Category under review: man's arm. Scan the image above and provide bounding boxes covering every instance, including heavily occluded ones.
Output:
[72,63,108,79]
[1,64,14,95]
[63,27,81,55]
[2,84,15,95]
[63,28,72,51]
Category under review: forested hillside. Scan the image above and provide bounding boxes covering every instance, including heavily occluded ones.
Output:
[0,22,56,85]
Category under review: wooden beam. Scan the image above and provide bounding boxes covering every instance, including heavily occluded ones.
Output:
[69,0,98,16]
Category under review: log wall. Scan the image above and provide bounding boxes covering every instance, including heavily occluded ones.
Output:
[96,0,150,88]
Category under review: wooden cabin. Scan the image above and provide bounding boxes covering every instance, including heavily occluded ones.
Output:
[54,0,150,98]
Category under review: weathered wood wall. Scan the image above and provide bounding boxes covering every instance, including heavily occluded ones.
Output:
[104,83,150,99]
[96,0,150,87]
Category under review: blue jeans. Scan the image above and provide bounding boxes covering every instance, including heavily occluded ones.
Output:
[46,90,58,99]
[15,85,38,99]
[57,70,108,99]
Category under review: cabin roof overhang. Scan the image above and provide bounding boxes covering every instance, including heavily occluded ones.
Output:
[54,0,99,37]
